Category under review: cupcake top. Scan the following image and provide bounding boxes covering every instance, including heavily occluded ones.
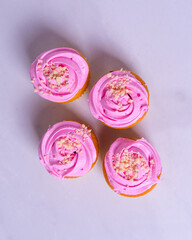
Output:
[89,70,149,128]
[104,138,161,196]
[30,48,89,102]
[39,121,97,179]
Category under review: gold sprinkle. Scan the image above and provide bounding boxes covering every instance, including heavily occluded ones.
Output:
[150,159,155,165]
[107,73,112,78]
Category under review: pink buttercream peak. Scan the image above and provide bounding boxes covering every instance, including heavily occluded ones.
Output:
[104,138,161,196]
[30,48,89,102]
[89,70,149,128]
[39,121,97,179]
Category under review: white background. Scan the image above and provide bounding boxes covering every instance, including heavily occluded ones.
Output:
[1,1,192,239]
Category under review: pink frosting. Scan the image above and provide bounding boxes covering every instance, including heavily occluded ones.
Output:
[39,121,97,179]
[89,70,149,128]
[30,48,89,102]
[104,138,161,196]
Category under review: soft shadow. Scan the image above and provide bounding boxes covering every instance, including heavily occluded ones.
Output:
[98,124,143,162]
[22,93,98,148]
[32,100,91,141]
[21,24,80,69]
[20,23,90,142]
[87,47,138,91]
[86,46,145,160]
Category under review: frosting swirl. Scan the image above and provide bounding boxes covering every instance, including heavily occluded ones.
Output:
[89,70,149,128]
[104,138,161,196]
[30,48,89,102]
[39,121,98,179]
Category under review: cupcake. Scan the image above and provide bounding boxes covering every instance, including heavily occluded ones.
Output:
[39,121,98,179]
[30,48,89,103]
[103,138,161,197]
[89,70,149,128]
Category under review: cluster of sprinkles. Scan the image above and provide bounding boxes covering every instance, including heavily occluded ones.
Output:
[56,136,81,165]
[107,73,133,110]
[43,62,71,91]
[112,149,154,182]
[32,60,74,95]
[36,59,43,69]
[54,124,91,166]
[75,124,92,141]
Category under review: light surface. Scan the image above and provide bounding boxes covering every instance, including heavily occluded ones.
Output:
[1,1,192,239]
